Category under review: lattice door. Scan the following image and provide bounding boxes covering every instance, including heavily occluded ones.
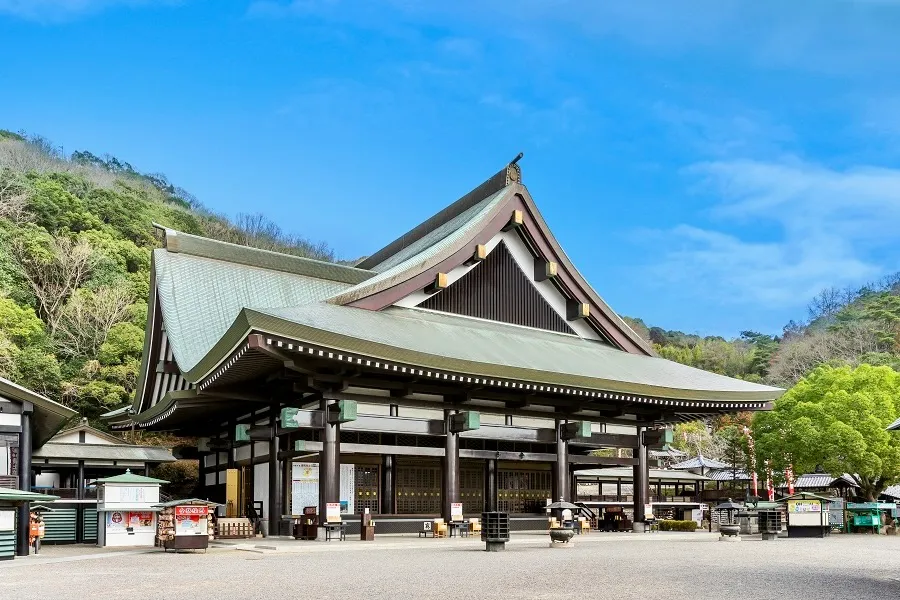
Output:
[396,466,441,514]
[354,466,380,514]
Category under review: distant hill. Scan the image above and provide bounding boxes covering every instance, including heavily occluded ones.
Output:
[623,274,900,387]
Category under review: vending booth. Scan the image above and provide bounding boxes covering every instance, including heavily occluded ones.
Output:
[156,499,217,552]
[95,469,167,548]
[778,492,830,538]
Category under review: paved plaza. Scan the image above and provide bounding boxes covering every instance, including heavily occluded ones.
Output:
[1,533,898,600]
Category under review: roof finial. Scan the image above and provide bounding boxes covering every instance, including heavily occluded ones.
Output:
[506,152,523,185]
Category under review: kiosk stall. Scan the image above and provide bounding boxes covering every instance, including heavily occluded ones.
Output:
[0,489,58,560]
[779,492,830,538]
[95,469,167,548]
[846,502,897,534]
[156,499,217,551]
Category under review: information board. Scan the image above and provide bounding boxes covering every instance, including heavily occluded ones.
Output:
[176,513,207,536]
[451,503,463,521]
[0,510,14,532]
[788,500,821,513]
[325,502,341,523]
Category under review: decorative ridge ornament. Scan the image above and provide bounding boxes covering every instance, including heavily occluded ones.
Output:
[506,152,523,185]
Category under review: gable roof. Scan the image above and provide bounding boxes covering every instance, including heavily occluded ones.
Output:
[0,376,77,447]
[34,443,176,463]
[51,421,127,445]
[337,162,654,354]
[794,473,858,489]
[670,456,728,470]
[357,163,519,271]
[331,186,513,305]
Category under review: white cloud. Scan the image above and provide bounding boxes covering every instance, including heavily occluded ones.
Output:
[650,158,900,309]
[0,0,179,21]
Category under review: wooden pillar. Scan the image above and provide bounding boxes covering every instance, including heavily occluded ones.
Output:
[318,398,340,523]
[555,419,569,502]
[75,459,85,543]
[268,409,281,535]
[442,409,460,522]
[632,427,649,530]
[16,405,33,556]
[381,455,395,514]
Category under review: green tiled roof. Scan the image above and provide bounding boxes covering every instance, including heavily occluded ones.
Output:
[369,187,511,273]
[95,469,168,484]
[34,443,176,463]
[184,302,781,402]
[330,186,512,305]
[155,248,353,372]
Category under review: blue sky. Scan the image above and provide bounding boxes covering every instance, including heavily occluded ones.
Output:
[2,0,900,338]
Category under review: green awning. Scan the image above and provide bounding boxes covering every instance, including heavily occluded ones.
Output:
[0,488,59,503]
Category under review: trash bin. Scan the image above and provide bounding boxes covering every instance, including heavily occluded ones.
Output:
[481,512,510,552]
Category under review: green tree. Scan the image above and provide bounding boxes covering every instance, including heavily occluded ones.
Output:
[753,364,900,500]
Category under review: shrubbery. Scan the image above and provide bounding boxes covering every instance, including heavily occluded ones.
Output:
[657,520,698,532]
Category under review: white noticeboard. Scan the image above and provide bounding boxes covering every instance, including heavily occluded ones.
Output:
[291,462,356,516]
[451,503,463,521]
[0,510,14,532]
[644,504,654,520]
[325,502,341,523]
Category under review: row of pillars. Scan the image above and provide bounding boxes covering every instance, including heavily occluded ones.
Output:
[259,406,650,533]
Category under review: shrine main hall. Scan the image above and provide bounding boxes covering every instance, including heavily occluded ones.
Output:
[104,159,782,535]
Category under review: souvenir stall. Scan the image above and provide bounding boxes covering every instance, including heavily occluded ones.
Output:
[156,499,218,551]
[95,470,167,548]
[779,492,830,538]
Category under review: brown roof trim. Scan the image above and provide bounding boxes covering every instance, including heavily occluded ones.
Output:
[346,187,653,355]
[356,163,520,270]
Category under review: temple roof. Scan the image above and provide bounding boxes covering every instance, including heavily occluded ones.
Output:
[114,160,785,428]
[0,376,77,447]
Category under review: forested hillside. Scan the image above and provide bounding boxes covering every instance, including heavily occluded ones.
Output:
[623,274,900,388]
[2,129,899,433]
[0,130,335,422]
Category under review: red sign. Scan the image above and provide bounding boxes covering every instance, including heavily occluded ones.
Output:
[175,505,209,517]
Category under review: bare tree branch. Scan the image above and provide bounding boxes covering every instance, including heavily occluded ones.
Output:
[53,286,133,357]
[9,236,97,334]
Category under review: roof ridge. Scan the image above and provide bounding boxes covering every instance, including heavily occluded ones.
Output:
[153,225,373,285]
[356,160,521,270]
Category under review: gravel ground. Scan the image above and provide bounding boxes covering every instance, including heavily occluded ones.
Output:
[2,533,899,600]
